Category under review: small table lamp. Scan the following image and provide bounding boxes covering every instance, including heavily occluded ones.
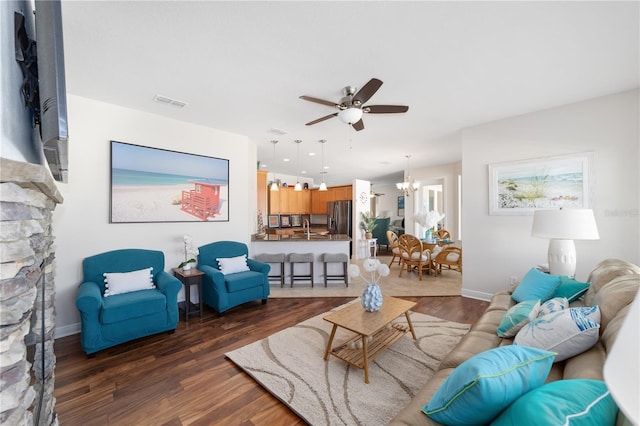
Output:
[531,208,599,278]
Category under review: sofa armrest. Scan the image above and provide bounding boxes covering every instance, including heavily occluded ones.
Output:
[199,264,225,287]
[247,258,270,275]
[76,281,102,313]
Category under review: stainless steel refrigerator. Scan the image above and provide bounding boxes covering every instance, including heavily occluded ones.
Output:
[327,200,352,236]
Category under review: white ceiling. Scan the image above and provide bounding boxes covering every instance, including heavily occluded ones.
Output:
[60,1,639,186]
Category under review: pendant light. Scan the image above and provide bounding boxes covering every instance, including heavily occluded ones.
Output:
[396,154,420,196]
[319,139,327,191]
[294,140,302,191]
[270,140,279,191]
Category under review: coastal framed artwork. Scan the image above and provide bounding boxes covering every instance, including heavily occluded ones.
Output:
[290,214,302,228]
[397,195,405,216]
[267,215,280,228]
[110,141,229,223]
[280,215,292,228]
[488,152,594,215]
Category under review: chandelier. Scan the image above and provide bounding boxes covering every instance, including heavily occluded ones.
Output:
[396,155,420,196]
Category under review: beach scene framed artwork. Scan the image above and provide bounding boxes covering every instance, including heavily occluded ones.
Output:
[110,141,229,223]
[488,152,594,215]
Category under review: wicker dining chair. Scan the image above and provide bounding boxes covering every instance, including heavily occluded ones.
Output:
[386,230,402,267]
[433,246,462,274]
[397,234,436,280]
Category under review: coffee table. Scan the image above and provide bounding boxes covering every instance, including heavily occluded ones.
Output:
[323,296,417,383]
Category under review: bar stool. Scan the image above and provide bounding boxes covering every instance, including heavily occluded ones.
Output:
[322,253,349,287]
[255,253,286,287]
[288,253,314,287]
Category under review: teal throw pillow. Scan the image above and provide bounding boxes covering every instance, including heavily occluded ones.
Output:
[491,379,618,426]
[511,268,561,303]
[554,276,590,302]
[497,300,541,338]
[422,346,556,426]
[515,306,601,362]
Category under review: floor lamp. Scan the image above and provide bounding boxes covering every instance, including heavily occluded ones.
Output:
[531,209,599,278]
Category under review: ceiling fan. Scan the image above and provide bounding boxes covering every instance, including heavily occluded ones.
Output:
[300,78,409,131]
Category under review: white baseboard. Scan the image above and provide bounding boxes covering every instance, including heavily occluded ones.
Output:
[461,288,493,302]
[55,322,80,339]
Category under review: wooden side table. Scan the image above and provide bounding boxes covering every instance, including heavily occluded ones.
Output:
[172,268,204,320]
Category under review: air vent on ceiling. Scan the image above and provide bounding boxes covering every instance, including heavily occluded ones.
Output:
[153,94,188,108]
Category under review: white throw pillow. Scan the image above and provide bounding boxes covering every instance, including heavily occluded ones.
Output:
[515,306,601,362]
[103,267,155,297]
[537,297,569,317]
[217,255,250,275]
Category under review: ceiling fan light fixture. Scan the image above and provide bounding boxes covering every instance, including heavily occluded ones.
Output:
[338,107,363,124]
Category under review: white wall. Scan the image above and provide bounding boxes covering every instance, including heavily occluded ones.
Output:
[461,90,639,300]
[53,95,257,337]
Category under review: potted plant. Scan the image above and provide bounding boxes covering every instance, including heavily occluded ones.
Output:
[179,235,199,270]
[360,212,377,239]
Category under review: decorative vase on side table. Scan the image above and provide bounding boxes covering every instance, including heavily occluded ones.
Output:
[425,228,433,242]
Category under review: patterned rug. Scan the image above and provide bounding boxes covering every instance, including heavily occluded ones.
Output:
[225,300,469,425]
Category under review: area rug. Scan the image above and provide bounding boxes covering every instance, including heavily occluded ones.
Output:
[225,300,470,426]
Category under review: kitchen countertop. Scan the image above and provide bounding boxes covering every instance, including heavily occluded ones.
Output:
[252,233,351,242]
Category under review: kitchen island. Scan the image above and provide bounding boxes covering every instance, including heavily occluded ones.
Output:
[250,233,351,286]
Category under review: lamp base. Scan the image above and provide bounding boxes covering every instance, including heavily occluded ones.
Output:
[547,239,576,278]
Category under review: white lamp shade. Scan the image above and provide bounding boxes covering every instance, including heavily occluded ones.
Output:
[319,182,327,191]
[531,209,600,240]
[294,182,302,191]
[338,108,363,124]
[603,290,639,425]
[270,182,278,191]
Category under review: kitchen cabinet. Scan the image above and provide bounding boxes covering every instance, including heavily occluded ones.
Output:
[268,187,312,214]
[257,171,268,217]
[311,189,332,214]
[333,185,352,201]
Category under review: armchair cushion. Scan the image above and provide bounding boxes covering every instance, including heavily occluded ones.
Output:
[101,289,167,324]
[225,271,266,292]
[217,255,250,275]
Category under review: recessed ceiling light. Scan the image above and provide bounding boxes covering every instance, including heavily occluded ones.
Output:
[308,152,316,156]
[283,158,290,162]
[302,170,307,174]
[268,128,288,135]
[260,164,267,168]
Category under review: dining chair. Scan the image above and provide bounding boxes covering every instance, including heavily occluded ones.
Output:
[434,246,462,274]
[397,234,436,280]
[386,230,402,267]
[434,229,451,240]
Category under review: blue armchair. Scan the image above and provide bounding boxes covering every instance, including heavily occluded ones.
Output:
[198,241,270,315]
[75,249,181,355]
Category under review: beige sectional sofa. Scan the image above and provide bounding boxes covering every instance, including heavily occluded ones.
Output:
[390,258,640,425]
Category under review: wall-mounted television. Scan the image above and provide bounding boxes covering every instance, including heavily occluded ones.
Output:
[15,0,68,182]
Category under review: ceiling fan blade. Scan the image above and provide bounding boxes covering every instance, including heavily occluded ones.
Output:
[299,96,338,107]
[352,78,383,106]
[352,119,365,131]
[305,113,338,126]
[365,105,409,114]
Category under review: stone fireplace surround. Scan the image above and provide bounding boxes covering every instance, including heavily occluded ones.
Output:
[1,158,62,425]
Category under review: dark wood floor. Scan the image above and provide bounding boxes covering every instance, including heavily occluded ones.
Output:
[54,296,489,425]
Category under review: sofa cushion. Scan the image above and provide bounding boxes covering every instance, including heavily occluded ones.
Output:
[515,306,601,362]
[224,270,265,293]
[101,289,166,324]
[103,267,155,297]
[497,300,540,338]
[585,258,640,306]
[422,346,555,425]
[554,277,590,302]
[511,268,561,303]
[491,379,617,426]
[217,255,250,275]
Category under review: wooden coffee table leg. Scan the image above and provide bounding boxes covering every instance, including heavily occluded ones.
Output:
[405,311,417,340]
[362,335,369,384]
[324,324,338,360]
